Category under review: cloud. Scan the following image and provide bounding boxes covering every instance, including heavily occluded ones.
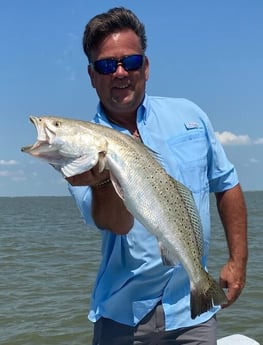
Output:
[0,168,26,181]
[0,170,9,177]
[215,131,251,145]
[216,132,263,146]
[254,137,263,144]
[0,160,22,181]
[0,159,18,165]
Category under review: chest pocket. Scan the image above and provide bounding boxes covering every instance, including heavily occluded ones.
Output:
[167,128,209,193]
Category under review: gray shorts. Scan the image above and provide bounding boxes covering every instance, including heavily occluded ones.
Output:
[92,302,217,345]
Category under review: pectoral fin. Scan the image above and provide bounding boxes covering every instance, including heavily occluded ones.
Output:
[110,172,125,201]
[58,154,99,177]
[98,151,107,173]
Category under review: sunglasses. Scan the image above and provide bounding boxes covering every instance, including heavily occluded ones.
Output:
[90,54,144,75]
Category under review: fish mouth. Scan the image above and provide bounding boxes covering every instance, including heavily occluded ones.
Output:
[21,116,59,158]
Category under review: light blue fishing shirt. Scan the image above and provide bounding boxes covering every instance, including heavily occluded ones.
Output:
[68,95,239,330]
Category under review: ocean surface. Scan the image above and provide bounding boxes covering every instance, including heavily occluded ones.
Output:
[0,192,262,344]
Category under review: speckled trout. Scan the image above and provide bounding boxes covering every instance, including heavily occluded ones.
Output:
[21,115,226,318]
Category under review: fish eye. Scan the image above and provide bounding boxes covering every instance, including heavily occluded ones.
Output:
[54,121,61,127]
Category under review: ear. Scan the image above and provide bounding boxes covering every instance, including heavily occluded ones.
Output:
[88,65,96,88]
[144,56,150,81]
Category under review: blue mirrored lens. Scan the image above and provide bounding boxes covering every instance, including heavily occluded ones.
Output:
[92,55,143,75]
[123,55,143,71]
[94,59,117,74]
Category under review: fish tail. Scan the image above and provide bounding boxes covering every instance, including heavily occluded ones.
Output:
[190,271,227,319]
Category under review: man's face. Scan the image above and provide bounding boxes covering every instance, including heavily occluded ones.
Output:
[88,29,149,118]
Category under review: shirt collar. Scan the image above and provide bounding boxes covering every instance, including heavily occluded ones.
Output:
[138,94,148,124]
[95,93,149,126]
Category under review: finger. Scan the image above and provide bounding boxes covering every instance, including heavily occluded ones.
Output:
[221,286,241,309]
[219,277,228,289]
[66,175,76,185]
[66,175,86,186]
[66,171,93,186]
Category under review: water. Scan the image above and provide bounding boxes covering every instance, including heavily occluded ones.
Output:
[0,192,262,344]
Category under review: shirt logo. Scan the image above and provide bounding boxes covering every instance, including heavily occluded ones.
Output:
[184,122,199,130]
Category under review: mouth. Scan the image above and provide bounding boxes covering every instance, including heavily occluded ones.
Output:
[21,116,57,156]
[112,79,131,90]
[115,84,129,89]
[111,83,132,101]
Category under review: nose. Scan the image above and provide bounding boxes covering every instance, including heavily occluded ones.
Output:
[114,62,128,76]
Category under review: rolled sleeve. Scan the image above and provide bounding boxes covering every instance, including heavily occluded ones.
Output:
[209,166,239,193]
[68,184,97,227]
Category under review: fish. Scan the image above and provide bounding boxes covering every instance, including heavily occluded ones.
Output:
[21,115,227,319]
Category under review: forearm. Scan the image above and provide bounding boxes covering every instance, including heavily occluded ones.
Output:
[67,165,134,234]
[91,181,134,234]
[215,183,248,306]
[215,183,248,266]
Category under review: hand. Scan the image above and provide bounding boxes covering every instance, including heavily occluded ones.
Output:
[66,163,110,187]
[219,259,246,308]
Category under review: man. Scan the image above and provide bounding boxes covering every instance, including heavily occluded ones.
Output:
[67,7,247,345]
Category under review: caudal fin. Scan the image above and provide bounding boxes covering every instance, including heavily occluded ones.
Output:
[190,271,227,319]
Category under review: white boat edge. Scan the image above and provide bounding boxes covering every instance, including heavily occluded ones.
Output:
[217,334,260,345]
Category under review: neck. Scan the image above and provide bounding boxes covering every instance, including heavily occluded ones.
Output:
[102,105,136,130]
[105,112,141,141]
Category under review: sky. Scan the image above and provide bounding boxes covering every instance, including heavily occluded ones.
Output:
[0,0,262,196]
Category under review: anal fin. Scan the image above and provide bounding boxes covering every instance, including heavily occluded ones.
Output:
[158,241,179,266]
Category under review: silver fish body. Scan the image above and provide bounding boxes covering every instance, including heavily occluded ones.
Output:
[22,115,227,318]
